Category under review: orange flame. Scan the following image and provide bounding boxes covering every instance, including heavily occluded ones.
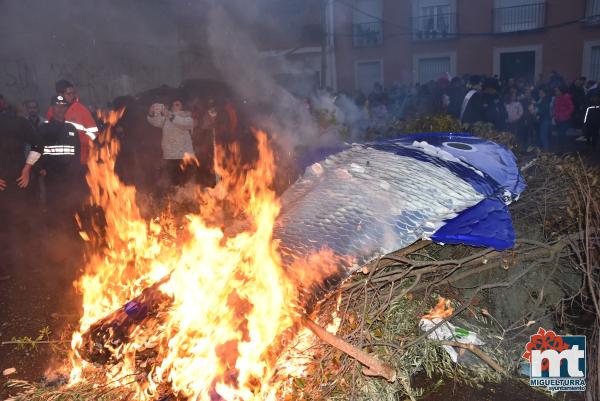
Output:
[422,297,454,320]
[69,112,341,400]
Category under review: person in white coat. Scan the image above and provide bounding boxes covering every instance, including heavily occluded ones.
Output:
[147,98,196,188]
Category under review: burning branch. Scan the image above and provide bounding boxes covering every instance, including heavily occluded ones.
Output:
[302,318,397,382]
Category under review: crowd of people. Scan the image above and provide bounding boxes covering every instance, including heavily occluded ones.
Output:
[2,81,245,220]
[0,80,101,280]
[1,81,99,215]
[2,72,599,271]
[343,71,600,152]
[0,79,243,280]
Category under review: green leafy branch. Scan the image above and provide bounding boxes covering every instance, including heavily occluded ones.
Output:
[1,326,67,352]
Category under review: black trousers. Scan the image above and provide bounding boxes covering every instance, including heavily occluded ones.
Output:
[585,123,600,148]
[44,172,87,230]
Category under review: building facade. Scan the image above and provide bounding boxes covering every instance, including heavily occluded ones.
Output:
[331,0,600,93]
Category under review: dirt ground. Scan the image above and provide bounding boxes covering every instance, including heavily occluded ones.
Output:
[0,217,82,389]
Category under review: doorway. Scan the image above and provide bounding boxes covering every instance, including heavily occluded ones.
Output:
[499,50,536,83]
[355,60,383,94]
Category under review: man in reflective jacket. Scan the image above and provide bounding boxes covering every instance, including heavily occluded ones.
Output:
[39,95,85,229]
[47,80,98,164]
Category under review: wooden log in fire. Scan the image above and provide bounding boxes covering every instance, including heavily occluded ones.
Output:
[80,275,171,364]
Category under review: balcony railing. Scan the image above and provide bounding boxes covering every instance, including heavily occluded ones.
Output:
[585,0,600,24]
[412,13,457,40]
[353,22,383,48]
[493,3,546,33]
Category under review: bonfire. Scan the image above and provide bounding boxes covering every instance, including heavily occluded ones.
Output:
[3,115,599,401]
[60,111,355,401]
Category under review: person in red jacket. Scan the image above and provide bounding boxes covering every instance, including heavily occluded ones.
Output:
[47,80,98,164]
[553,85,575,150]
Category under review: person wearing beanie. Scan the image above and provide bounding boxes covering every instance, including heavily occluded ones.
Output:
[47,80,98,165]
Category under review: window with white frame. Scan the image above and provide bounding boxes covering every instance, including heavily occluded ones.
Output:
[353,0,383,47]
[493,0,546,33]
[590,45,600,81]
[355,61,382,94]
[586,0,600,24]
[420,4,450,31]
[418,56,451,83]
[583,41,600,81]
[587,0,600,17]
[413,0,455,39]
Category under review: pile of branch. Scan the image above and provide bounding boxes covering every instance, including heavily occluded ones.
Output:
[293,150,600,401]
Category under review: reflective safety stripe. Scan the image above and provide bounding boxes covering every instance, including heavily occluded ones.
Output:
[43,145,76,155]
[460,90,477,122]
[66,121,86,130]
[83,131,96,140]
[83,126,99,140]
[44,145,75,150]
[66,120,98,140]
[585,106,600,124]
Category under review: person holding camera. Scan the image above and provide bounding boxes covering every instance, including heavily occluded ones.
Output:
[147,98,196,190]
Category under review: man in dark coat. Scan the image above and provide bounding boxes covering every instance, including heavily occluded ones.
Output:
[460,76,484,126]
[448,77,467,119]
[482,78,507,131]
[584,89,600,149]
[0,94,43,277]
[570,77,586,129]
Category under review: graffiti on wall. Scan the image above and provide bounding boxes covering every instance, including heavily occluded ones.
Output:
[49,62,167,105]
[0,58,40,98]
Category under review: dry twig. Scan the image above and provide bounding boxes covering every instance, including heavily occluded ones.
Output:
[303,317,397,382]
[439,340,505,374]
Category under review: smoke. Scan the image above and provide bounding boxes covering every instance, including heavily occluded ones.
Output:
[310,92,370,141]
[0,0,369,159]
[175,0,366,154]
[200,0,327,152]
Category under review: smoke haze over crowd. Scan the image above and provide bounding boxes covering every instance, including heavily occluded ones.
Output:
[0,0,344,151]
